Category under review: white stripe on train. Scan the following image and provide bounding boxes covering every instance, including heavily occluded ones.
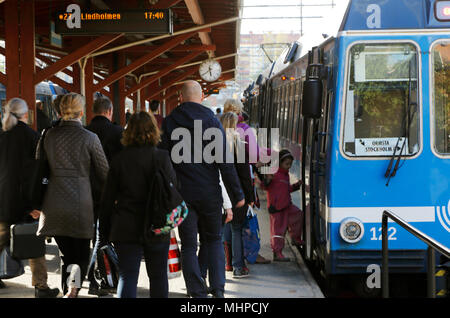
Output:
[328,206,436,223]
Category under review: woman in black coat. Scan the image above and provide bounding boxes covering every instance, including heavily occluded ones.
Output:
[220,112,255,278]
[0,98,59,297]
[99,111,177,298]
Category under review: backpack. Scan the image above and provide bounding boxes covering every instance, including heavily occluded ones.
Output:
[144,155,188,238]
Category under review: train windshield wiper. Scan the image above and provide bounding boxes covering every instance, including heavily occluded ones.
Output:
[385,58,416,186]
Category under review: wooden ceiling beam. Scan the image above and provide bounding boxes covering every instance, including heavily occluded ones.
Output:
[184,0,214,57]
[93,31,197,92]
[126,50,203,97]
[34,33,123,84]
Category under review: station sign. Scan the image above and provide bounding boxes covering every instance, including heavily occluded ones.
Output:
[355,137,408,156]
[55,5,172,35]
[206,88,220,95]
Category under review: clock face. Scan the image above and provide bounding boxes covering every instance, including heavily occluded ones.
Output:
[199,59,222,82]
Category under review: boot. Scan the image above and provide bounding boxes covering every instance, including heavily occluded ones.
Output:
[35,287,60,298]
[224,241,232,271]
[273,251,290,262]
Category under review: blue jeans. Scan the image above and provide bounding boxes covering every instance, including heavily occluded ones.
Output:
[114,238,170,298]
[223,220,245,269]
[179,200,224,298]
[230,222,245,269]
[223,222,232,243]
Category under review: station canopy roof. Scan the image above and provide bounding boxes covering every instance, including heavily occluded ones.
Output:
[0,0,240,97]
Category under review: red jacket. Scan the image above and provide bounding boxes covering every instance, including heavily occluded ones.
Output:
[264,168,300,211]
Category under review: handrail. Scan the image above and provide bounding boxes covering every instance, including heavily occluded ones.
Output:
[382,210,450,298]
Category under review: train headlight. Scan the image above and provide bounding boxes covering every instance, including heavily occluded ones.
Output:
[339,218,364,243]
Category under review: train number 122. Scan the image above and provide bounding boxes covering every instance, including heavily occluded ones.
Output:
[370,227,397,241]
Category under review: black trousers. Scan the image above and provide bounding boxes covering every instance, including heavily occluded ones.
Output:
[54,236,91,295]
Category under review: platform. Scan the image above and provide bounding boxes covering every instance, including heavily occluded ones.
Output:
[0,188,323,298]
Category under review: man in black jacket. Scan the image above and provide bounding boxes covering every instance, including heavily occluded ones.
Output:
[85,96,123,296]
[160,80,245,298]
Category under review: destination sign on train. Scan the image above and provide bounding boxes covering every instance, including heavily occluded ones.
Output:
[355,138,409,157]
[55,5,172,35]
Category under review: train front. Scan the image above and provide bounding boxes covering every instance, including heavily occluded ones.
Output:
[327,0,450,281]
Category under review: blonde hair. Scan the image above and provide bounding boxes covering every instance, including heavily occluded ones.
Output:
[2,98,28,131]
[59,93,85,120]
[220,112,243,157]
[223,99,243,115]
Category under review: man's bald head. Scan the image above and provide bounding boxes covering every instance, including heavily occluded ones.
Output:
[181,80,203,104]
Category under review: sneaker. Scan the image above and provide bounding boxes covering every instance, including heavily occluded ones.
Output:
[255,254,271,264]
[211,289,224,298]
[273,252,290,262]
[88,284,110,297]
[35,287,60,298]
[232,267,249,278]
[292,240,305,248]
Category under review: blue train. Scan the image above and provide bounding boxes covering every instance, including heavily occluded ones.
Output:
[246,0,450,295]
[0,81,67,126]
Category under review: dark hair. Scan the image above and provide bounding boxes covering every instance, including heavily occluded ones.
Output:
[93,96,112,115]
[279,149,294,163]
[242,111,249,122]
[121,111,160,147]
[149,100,160,112]
[216,108,221,114]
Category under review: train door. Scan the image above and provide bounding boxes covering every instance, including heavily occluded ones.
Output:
[302,47,333,262]
[302,118,312,260]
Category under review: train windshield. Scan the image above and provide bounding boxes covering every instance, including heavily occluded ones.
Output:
[343,43,420,158]
[431,41,450,156]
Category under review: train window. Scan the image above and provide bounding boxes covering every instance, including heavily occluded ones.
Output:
[287,83,294,141]
[297,79,304,144]
[292,80,301,142]
[431,41,450,156]
[342,42,420,158]
[285,84,291,138]
[284,84,291,138]
[276,88,281,130]
[280,85,287,137]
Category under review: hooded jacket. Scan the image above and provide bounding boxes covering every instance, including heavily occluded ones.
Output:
[264,168,300,212]
[160,102,244,206]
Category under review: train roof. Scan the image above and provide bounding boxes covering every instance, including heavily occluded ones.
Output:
[257,2,349,85]
[341,0,450,31]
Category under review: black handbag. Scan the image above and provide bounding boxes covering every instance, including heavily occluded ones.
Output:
[94,244,119,289]
[10,222,46,260]
[31,128,50,210]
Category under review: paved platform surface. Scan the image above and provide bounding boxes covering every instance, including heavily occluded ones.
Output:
[0,189,323,298]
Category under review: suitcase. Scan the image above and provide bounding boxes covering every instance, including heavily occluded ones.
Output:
[10,222,46,260]
[0,247,25,279]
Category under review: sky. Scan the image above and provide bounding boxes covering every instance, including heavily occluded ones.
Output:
[240,0,350,35]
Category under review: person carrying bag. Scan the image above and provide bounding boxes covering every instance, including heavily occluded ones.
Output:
[99,111,185,298]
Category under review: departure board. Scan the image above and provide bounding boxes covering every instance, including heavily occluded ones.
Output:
[54,6,172,35]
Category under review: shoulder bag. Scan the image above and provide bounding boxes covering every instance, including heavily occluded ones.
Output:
[144,152,188,239]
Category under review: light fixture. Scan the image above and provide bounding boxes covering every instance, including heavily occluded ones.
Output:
[339,217,364,243]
